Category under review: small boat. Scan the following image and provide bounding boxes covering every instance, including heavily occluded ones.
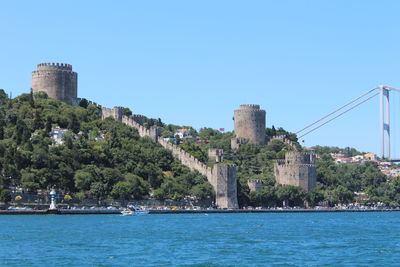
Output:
[121,206,149,216]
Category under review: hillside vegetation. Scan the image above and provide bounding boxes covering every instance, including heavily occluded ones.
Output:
[0,91,213,204]
[158,125,399,207]
[0,90,398,207]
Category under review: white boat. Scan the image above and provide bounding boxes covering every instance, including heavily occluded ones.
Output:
[121,206,149,216]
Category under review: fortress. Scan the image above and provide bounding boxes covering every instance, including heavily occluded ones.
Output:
[101,107,239,209]
[31,63,78,105]
[29,62,316,206]
[274,151,317,192]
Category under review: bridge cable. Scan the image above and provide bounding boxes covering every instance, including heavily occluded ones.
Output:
[298,92,379,139]
[296,87,378,134]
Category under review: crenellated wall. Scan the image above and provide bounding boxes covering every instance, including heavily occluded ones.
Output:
[100,107,239,209]
[132,114,146,124]
[268,135,299,151]
[274,151,317,192]
[101,106,124,121]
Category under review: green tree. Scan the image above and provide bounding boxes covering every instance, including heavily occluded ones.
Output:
[122,107,132,116]
[125,173,149,200]
[249,186,276,207]
[111,181,134,200]
[74,170,93,191]
[306,188,325,207]
[276,185,306,207]
[190,182,215,200]
[79,98,89,108]
[0,189,12,204]
[90,182,107,204]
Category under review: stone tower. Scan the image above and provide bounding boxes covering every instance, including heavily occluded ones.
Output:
[101,106,124,121]
[233,104,266,145]
[208,148,224,163]
[274,151,317,192]
[32,63,78,105]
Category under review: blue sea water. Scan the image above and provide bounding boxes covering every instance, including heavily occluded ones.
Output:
[0,212,399,266]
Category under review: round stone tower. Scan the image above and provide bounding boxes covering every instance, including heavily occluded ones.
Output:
[233,104,266,145]
[31,63,77,105]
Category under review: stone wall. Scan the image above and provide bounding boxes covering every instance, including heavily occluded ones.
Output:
[274,151,317,192]
[32,63,78,105]
[208,148,224,163]
[158,137,211,177]
[212,164,238,209]
[233,104,266,145]
[268,135,299,151]
[101,106,124,121]
[230,137,248,151]
[100,107,239,209]
[247,180,264,192]
[121,115,160,142]
[157,137,238,209]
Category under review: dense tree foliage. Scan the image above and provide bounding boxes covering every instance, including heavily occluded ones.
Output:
[311,145,363,156]
[0,90,213,203]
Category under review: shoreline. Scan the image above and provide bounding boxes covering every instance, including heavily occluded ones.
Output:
[0,208,399,215]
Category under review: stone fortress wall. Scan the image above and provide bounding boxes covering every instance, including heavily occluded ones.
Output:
[32,63,78,105]
[101,106,124,121]
[274,151,317,192]
[268,135,299,151]
[29,62,315,203]
[233,104,266,145]
[101,107,239,209]
[247,180,264,192]
[208,148,224,163]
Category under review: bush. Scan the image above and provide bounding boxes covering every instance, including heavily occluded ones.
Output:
[0,189,12,204]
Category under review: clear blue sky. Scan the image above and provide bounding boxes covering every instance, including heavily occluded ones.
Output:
[1,1,400,155]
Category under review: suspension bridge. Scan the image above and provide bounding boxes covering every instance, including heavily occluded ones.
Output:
[296,85,400,161]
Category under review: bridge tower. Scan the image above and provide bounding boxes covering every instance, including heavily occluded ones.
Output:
[380,85,390,159]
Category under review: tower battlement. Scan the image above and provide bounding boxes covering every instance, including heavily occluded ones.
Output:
[239,104,260,110]
[284,151,316,164]
[274,151,317,192]
[37,62,73,71]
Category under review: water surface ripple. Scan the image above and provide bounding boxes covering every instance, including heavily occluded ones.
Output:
[0,212,399,266]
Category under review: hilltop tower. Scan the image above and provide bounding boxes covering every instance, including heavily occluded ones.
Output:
[32,63,78,105]
[274,151,317,192]
[233,104,266,145]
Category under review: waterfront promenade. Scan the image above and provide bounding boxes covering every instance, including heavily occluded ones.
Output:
[0,208,399,215]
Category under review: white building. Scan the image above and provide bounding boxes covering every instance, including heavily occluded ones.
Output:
[50,126,68,145]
